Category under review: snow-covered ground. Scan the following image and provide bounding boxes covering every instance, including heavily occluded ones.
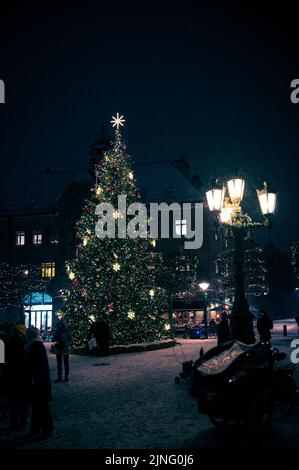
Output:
[0,334,298,449]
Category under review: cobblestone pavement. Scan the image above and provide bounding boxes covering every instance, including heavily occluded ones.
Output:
[0,337,298,449]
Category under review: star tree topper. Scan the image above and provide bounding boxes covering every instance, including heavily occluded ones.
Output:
[111,112,125,130]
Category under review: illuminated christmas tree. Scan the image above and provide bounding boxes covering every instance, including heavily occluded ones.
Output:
[64,114,171,346]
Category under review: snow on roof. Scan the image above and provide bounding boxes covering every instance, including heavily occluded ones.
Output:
[0,168,90,216]
[134,161,200,203]
[0,161,200,216]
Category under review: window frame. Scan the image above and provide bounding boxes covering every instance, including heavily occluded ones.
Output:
[32,229,43,246]
[175,219,187,236]
[41,262,56,279]
[15,230,25,246]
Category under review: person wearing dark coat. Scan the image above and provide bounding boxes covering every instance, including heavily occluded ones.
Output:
[92,317,110,356]
[53,318,72,382]
[217,311,230,346]
[257,309,273,343]
[26,326,53,440]
[5,325,29,431]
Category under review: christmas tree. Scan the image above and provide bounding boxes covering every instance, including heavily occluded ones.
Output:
[64,114,171,346]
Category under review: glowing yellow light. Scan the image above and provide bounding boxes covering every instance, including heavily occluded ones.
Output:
[128,310,135,319]
[220,207,233,224]
[113,262,121,272]
[128,171,134,180]
[227,178,245,204]
[89,315,96,322]
[257,182,277,215]
[150,239,156,247]
[149,289,155,298]
[164,323,171,331]
[96,186,102,196]
[56,310,64,319]
[206,187,225,211]
[69,271,75,280]
[83,237,89,246]
[113,210,120,219]
[111,113,125,130]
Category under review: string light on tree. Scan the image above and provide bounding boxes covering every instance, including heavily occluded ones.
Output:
[113,262,121,272]
[149,289,155,298]
[96,186,103,196]
[69,271,75,280]
[128,310,135,320]
[128,171,134,180]
[164,323,171,331]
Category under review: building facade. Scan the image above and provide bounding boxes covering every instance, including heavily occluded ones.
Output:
[0,134,219,329]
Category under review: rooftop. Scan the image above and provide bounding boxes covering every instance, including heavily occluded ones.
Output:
[0,161,201,217]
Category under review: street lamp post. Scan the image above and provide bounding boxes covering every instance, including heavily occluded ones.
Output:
[206,177,277,344]
[199,282,209,339]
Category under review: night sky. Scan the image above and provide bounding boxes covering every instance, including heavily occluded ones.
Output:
[0,2,298,250]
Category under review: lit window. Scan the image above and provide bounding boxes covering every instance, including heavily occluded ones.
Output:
[16,230,25,246]
[42,262,56,278]
[175,219,187,236]
[33,229,43,245]
[50,229,59,245]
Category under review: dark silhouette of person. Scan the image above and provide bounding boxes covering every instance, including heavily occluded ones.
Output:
[53,318,72,382]
[209,318,217,338]
[257,309,273,343]
[92,317,110,356]
[26,326,53,440]
[217,311,230,346]
[5,325,29,431]
[183,320,193,339]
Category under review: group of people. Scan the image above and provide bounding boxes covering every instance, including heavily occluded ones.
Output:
[217,308,274,345]
[3,324,53,439]
[0,317,74,440]
[183,308,274,346]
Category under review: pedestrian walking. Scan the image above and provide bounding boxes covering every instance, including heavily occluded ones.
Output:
[217,311,230,346]
[257,309,273,344]
[25,326,53,440]
[53,318,72,382]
